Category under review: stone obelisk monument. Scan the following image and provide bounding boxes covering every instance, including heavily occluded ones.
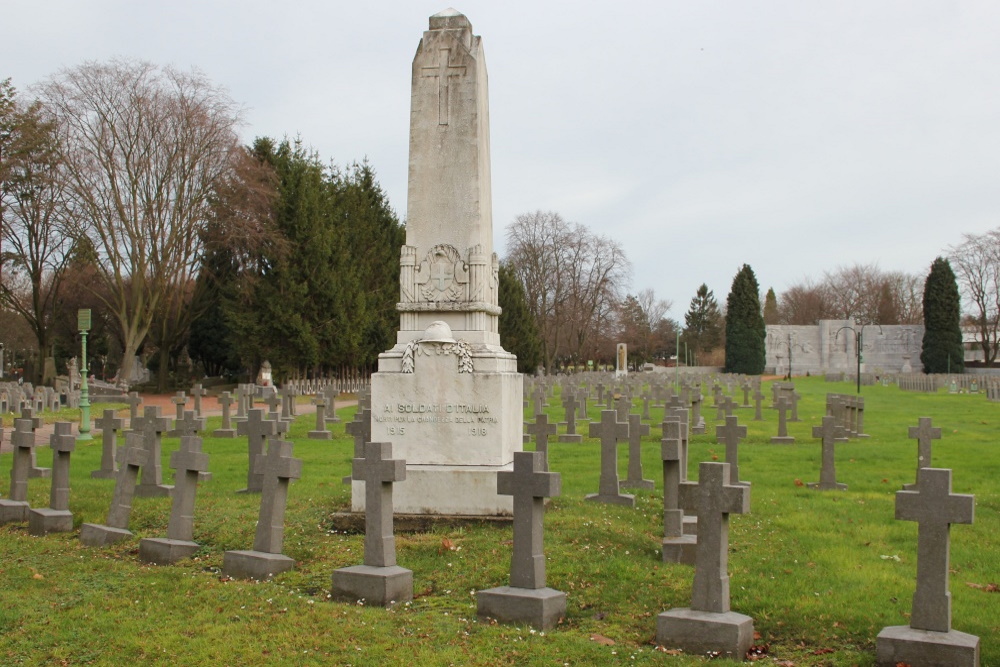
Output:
[357,9,521,516]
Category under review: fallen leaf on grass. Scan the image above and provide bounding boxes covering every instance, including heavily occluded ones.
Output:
[794,479,804,487]
[966,582,1000,592]
[440,538,455,552]
[773,661,796,667]
[810,647,835,655]
[746,643,769,660]
[590,634,615,646]
[32,573,43,580]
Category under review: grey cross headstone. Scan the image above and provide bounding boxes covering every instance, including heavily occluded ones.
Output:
[904,417,942,491]
[323,386,342,424]
[344,408,372,484]
[133,406,174,497]
[308,396,333,440]
[92,409,125,479]
[559,392,583,442]
[236,408,278,494]
[679,461,750,614]
[499,450,560,589]
[585,410,634,507]
[175,409,206,438]
[526,413,557,470]
[770,397,795,444]
[252,439,303,554]
[752,388,764,421]
[124,391,143,425]
[715,415,749,486]
[79,433,150,546]
[621,413,653,490]
[172,391,187,422]
[47,422,76,512]
[19,407,49,479]
[189,383,207,418]
[0,419,35,524]
[354,441,406,567]
[808,415,848,491]
[213,391,237,438]
[165,435,210,541]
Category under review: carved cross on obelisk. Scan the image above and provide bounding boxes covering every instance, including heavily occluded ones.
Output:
[421,47,466,125]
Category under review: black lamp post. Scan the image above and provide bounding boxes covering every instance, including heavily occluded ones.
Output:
[835,323,883,394]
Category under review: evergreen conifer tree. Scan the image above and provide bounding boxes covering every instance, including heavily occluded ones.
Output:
[920,257,964,374]
[724,264,766,374]
[763,287,780,324]
[498,263,542,374]
[682,284,722,361]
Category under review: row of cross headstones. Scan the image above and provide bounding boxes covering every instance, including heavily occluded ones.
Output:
[1,382,74,414]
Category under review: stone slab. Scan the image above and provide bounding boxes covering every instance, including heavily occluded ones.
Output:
[662,535,697,565]
[876,625,979,667]
[807,481,847,491]
[557,434,583,443]
[620,479,655,491]
[769,436,795,445]
[222,549,295,580]
[656,608,754,660]
[79,523,133,547]
[352,465,514,516]
[134,484,173,498]
[90,469,118,480]
[477,586,567,630]
[331,564,413,607]
[138,538,201,565]
[0,499,30,524]
[584,492,636,508]
[212,428,237,439]
[27,507,73,535]
[307,430,333,440]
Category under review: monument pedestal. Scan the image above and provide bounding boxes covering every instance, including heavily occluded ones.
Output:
[477,586,566,630]
[0,499,30,524]
[222,550,294,580]
[331,565,413,607]
[353,464,513,516]
[138,538,200,565]
[876,625,979,667]
[656,608,754,660]
[79,523,133,547]
[662,535,697,565]
[27,508,73,535]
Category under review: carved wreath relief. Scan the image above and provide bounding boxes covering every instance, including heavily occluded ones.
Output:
[401,339,473,374]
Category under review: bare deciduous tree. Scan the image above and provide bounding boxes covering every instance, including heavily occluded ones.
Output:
[779,265,923,326]
[38,59,243,386]
[949,229,1000,365]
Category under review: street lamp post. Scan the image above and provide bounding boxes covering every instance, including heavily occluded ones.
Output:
[835,322,883,394]
[786,333,793,381]
[77,309,92,441]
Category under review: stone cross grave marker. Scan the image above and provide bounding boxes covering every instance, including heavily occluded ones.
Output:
[621,413,653,490]
[586,410,634,507]
[716,415,749,486]
[903,417,941,491]
[213,391,237,438]
[279,386,293,423]
[615,394,631,423]
[222,438,302,580]
[0,419,35,524]
[92,408,124,479]
[741,380,751,407]
[752,387,764,421]
[477,450,565,630]
[124,391,142,426]
[139,435,210,564]
[559,391,582,443]
[657,461,753,660]
[788,389,801,422]
[770,397,795,444]
[808,416,848,491]
[79,433,149,546]
[854,396,869,438]
[323,386,341,424]
[661,418,696,564]
[236,408,278,494]
[308,396,332,440]
[344,407,372,484]
[876,467,979,666]
[690,391,706,434]
[175,409,206,439]
[189,383,206,418]
[331,441,412,607]
[28,422,76,534]
[134,406,174,497]
[262,389,281,418]
[640,390,652,420]
[20,407,49,479]
[526,413,557,470]
[172,391,187,422]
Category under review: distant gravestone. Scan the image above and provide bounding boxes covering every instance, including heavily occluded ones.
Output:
[124,392,142,427]
[79,433,149,546]
[525,413,557,470]
[657,461,753,660]
[752,387,764,421]
[715,416,749,487]
[661,418,696,565]
[236,408,278,494]
[586,410,634,507]
[770,397,795,444]
[0,419,35,524]
[477,450,565,630]
[223,439,302,579]
[903,417,941,491]
[331,442,412,607]
[189,383,207,418]
[213,391,237,438]
[876,468,979,666]
[92,409,124,479]
[344,408,372,484]
[559,391,583,443]
[323,386,342,424]
[133,406,174,498]
[621,413,653,490]
[20,407,49,479]
[808,416,848,491]
[139,435,210,565]
[308,397,333,440]
[28,422,76,535]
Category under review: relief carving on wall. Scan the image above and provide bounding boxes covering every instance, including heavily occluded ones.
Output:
[415,244,469,302]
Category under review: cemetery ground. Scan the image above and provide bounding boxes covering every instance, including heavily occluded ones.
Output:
[0,378,997,666]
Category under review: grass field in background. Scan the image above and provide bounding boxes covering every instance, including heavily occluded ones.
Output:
[0,376,997,665]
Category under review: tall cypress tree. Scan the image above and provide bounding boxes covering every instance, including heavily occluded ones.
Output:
[498,263,542,374]
[763,287,780,325]
[920,257,964,374]
[724,264,766,374]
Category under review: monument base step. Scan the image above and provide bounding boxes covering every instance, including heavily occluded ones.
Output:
[656,608,754,660]
[876,625,979,667]
[79,523,133,547]
[331,564,413,607]
[222,549,295,580]
[139,538,201,565]
[662,535,697,565]
[0,499,30,524]
[28,508,73,535]
[477,586,566,630]
[352,465,515,516]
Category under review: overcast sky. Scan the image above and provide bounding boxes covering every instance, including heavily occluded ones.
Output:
[4,1,1000,319]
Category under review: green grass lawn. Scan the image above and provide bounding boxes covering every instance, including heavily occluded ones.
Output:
[0,377,997,665]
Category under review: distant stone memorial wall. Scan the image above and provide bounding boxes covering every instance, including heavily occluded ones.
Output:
[765,320,924,376]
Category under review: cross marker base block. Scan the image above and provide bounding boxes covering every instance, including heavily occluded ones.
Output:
[477,586,567,630]
[331,565,413,608]
[876,625,979,667]
[79,523,133,547]
[620,479,655,491]
[558,434,582,443]
[28,508,73,535]
[28,467,51,479]
[807,482,847,491]
[585,492,636,508]
[683,515,698,536]
[770,436,795,444]
[135,484,173,498]
[212,429,237,439]
[138,538,200,565]
[90,469,117,480]
[307,431,333,440]
[662,535,697,565]
[656,608,754,660]
[222,550,295,580]
[0,500,30,524]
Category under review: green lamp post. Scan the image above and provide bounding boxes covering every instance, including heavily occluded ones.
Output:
[77,309,92,441]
